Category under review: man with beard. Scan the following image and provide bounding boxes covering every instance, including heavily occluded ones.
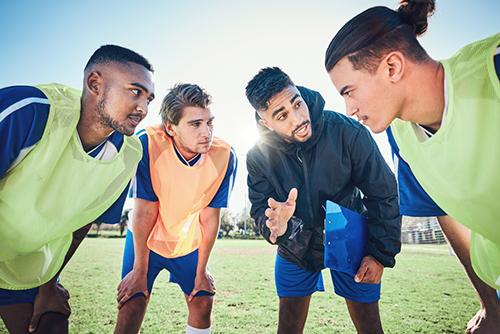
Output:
[0,45,155,334]
[245,67,401,334]
[114,83,237,334]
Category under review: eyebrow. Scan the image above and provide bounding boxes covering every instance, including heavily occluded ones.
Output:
[187,116,215,125]
[271,94,300,119]
[131,82,155,100]
[339,85,350,96]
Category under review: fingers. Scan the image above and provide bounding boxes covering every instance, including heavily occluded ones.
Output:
[287,188,298,205]
[28,314,41,333]
[266,219,278,243]
[188,289,199,302]
[354,262,368,283]
[268,197,279,209]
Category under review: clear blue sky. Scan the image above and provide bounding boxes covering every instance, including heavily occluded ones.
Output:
[1,0,499,212]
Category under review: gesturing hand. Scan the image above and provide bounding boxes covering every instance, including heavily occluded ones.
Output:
[265,188,298,243]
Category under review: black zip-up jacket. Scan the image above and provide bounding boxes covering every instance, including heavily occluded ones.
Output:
[246,86,401,272]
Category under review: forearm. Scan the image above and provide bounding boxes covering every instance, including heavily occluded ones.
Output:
[197,207,220,273]
[130,199,159,274]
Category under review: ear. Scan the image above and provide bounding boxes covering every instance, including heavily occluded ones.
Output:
[164,122,176,137]
[382,51,405,83]
[86,70,103,96]
[258,118,273,131]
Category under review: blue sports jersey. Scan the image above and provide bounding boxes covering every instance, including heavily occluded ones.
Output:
[129,129,237,208]
[0,85,128,224]
[387,48,500,217]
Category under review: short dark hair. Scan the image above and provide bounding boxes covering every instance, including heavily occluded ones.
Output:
[160,83,212,125]
[245,67,294,111]
[85,44,154,73]
[325,0,435,73]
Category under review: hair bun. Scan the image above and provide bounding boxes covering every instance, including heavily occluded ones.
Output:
[398,0,435,36]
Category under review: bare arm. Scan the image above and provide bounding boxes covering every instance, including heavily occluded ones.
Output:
[188,206,221,301]
[116,199,158,308]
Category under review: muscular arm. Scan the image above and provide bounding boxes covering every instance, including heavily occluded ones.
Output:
[187,207,221,301]
[196,207,221,275]
[116,199,158,307]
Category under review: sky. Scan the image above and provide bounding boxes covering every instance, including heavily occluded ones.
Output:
[1,0,499,213]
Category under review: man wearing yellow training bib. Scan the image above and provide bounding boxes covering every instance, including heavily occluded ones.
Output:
[325,1,500,331]
[0,45,155,334]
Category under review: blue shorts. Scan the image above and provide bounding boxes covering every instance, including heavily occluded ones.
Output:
[275,254,381,303]
[0,287,38,306]
[122,230,212,298]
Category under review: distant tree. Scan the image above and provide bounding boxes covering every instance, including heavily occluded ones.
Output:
[236,213,259,238]
[220,209,234,237]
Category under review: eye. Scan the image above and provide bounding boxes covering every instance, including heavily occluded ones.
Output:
[342,90,352,98]
[191,122,201,128]
[294,101,302,108]
[277,112,288,121]
[207,120,214,127]
[131,88,141,96]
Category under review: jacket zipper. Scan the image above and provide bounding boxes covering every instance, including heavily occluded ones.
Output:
[296,147,315,223]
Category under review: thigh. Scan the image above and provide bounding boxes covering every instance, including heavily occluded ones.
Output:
[330,270,380,303]
[121,230,164,295]
[167,250,212,297]
[274,254,324,297]
[0,303,33,334]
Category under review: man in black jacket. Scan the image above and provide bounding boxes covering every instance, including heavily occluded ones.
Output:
[245,67,401,334]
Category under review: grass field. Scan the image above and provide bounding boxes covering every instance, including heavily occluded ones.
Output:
[1,239,480,333]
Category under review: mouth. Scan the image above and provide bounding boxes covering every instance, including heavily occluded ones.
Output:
[293,121,310,137]
[127,114,143,127]
[357,115,368,125]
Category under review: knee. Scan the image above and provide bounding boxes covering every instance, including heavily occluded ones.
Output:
[189,296,213,320]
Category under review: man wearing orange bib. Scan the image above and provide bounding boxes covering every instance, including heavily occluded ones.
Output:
[114,84,237,334]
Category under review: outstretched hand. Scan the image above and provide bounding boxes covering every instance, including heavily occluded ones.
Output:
[265,188,298,243]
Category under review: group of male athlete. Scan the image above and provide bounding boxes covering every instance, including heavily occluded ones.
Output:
[1,1,499,333]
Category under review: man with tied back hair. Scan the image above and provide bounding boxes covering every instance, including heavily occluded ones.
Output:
[325,0,500,332]
[245,67,401,334]
[114,83,237,334]
[0,45,155,333]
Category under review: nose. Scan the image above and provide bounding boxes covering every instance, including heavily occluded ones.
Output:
[346,103,358,117]
[201,123,212,138]
[292,109,304,128]
[136,99,148,116]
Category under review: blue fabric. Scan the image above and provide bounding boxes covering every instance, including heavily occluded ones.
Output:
[129,129,237,209]
[0,86,49,177]
[0,287,38,306]
[386,127,446,217]
[121,230,212,297]
[330,270,381,303]
[324,201,368,276]
[275,254,380,302]
[275,254,324,297]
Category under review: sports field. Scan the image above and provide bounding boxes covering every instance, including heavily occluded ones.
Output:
[1,239,479,333]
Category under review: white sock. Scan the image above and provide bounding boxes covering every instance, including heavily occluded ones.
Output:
[186,324,211,334]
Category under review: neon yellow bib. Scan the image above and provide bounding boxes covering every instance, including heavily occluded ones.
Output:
[391,34,500,289]
[0,84,142,289]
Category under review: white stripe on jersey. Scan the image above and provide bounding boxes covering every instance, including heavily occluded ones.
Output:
[0,97,49,123]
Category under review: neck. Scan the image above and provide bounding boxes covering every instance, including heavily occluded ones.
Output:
[77,99,114,151]
[400,60,445,131]
[172,138,197,161]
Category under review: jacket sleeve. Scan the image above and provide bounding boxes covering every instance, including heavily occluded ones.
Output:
[349,126,402,267]
[246,150,294,245]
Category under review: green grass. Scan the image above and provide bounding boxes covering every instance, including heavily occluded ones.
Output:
[1,240,480,333]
